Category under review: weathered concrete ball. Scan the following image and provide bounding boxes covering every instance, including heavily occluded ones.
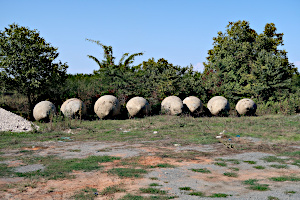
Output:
[207,96,230,116]
[183,96,203,113]
[33,101,56,121]
[161,96,183,115]
[61,98,86,118]
[94,95,121,119]
[126,97,150,117]
[236,98,257,116]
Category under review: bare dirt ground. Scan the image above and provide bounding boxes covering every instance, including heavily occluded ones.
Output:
[1,137,300,200]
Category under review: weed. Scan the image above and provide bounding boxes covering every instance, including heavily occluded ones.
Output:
[209,193,230,197]
[69,149,81,152]
[226,159,240,164]
[189,191,204,196]
[229,167,239,171]
[190,168,211,173]
[223,172,238,177]
[267,196,279,200]
[284,191,296,195]
[253,165,265,169]
[243,179,269,191]
[120,194,176,200]
[100,185,126,195]
[269,176,300,182]
[16,155,120,180]
[139,187,167,194]
[107,168,147,178]
[262,156,286,163]
[149,183,161,187]
[149,177,159,180]
[214,162,227,167]
[243,160,257,164]
[0,163,14,177]
[179,187,192,191]
[150,163,176,168]
[71,187,98,200]
[279,151,300,158]
[269,164,288,169]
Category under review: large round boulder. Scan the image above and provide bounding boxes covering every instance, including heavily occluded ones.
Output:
[61,98,86,119]
[94,95,121,119]
[207,96,230,116]
[183,96,203,113]
[126,97,150,117]
[236,98,257,116]
[33,101,56,121]
[161,96,183,115]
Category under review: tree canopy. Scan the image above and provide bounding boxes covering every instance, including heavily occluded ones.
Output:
[0,24,68,117]
[203,20,297,102]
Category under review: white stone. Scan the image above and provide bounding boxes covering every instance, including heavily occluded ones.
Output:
[161,96,183,115]
[94,95,120,119]
[207,96,230,116]
[33,101,56,121]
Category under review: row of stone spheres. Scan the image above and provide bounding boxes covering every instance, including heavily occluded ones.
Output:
[32,95,257,121]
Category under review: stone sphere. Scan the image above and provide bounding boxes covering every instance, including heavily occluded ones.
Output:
[94,95,121,119]
[236,98,257,116]
[183,96,203,113]
[161,96,183,115]
[207,96,230,116]
[33,101,56,121]
[61,98,86,118]
[126,97,150,117]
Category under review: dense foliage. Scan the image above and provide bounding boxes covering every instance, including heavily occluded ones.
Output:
[0,24,68,118]
[203,20,298,102]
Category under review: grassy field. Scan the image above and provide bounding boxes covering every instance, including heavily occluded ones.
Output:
[0,114,299,150]
[0,114,299,199]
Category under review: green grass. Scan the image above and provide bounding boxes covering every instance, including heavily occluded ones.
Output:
[208,193,230,198]
[139,187,167,195]
[16,155,120,180]
[71,187,98,200]
[279,151,300,158]
[120,194,177,200]
[0,163,14,177]
[226,159,240,164]
[189,191,205,196]
[253,165,266,169]
[214,162,227,167]
[262,156,287,163]
[1,115,299,152]
[150,183,161,187]
[190,168,211,173]
[149,177,159,180]
[267,196,279,200]
[107,168,148,178]
[243,179,269,191]
[223,172,238,177]
[179,187,192,191]
[150,163,176,168]
[284,190,296,195]
[269,176,300,182]
[229,167,239,171]
[269,164,288,169]
[100,185,126,195]
[243,160,257,164]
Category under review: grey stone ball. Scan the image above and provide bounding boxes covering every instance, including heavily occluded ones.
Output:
[183,96,203,113]
[161,96,183,115]
[33,101,56,121]
[61,98,86,118]
[94,95,121,119]
[236,98,257,116]
[126,97,150,117]
[207,96,230,116]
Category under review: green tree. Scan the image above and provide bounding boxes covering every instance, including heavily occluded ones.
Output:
[0,24,68,117]
[203,20,297,102]
[86,39,143,104]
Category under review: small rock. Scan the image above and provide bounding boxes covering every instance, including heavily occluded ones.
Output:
[174,144,181,147]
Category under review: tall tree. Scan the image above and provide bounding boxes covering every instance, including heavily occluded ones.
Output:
[0,24,68,118]
[203,20,297,102]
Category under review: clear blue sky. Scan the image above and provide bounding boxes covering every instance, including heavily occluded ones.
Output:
[1,0,300,74]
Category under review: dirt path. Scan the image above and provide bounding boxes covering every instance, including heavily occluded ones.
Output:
[1,139,300,200]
